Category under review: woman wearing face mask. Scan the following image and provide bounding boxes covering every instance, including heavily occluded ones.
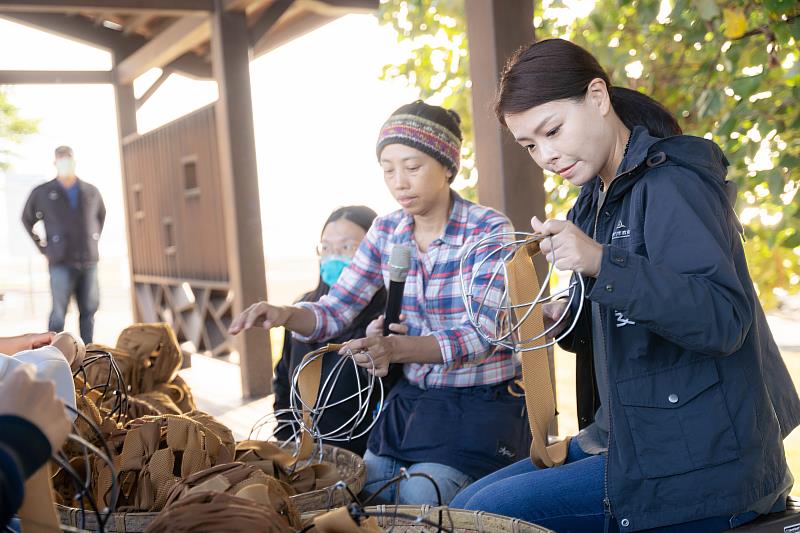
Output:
[231,100,529,505]
[272,206,386,456]
[450,38,800,532]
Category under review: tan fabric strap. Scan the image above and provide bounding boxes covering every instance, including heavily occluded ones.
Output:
[19,467,61,533]
[506,242,571,468]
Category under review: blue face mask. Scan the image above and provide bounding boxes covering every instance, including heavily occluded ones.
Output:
[320,255,352,286]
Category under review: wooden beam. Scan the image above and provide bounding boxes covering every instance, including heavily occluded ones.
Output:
[0,69,112,83]
[299,0,377,16]
[0,1,213,14]
[2,12,211,79]
[211,0,272,398]
[135,67,170,109]
[247,0,293,49]
[1,12,138,50]
[252,9,331,56]
[115,14,209,84]
[122,13,152,35]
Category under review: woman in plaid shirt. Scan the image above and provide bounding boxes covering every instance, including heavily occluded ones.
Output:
[230,100,529,505]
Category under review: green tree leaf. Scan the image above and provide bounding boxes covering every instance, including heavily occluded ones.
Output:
[0,89,39,170]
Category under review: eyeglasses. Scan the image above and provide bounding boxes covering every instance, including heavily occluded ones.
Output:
[316,241,360,257]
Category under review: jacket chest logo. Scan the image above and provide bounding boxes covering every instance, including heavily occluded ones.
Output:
[612,220,630,240]
[49,190,60,201]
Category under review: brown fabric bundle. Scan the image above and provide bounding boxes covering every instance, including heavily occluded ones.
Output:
[124,395,166,419]
[164,462,300,528]
[185,411,236,461]
[116,324,182,393]
[312,507,382,533]
[51,456,91,508]
[143,491,295,533]
[95,413,234,511]
[84,324,196,414]
[235,440,342,494]
[155,374,196,413]
[132,391,182,416]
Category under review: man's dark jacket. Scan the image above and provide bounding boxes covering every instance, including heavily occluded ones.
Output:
[21,178,106,265]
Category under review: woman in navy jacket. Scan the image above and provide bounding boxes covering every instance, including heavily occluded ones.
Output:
[451,38,800,532]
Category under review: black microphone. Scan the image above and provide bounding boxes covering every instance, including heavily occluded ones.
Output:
[383,244,411,336]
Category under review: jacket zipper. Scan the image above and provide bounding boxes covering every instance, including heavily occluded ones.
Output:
[593,167,637,530]
[591,182,614,529]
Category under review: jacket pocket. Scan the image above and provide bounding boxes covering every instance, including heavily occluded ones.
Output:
[45,234,67,264]
[616,358,740,478]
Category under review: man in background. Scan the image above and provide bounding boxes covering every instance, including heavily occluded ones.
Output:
[21,145,106,343]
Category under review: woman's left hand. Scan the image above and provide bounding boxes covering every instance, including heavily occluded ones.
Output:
[339,336,397,377]
[366,313,409,338]
[532,216,604,277]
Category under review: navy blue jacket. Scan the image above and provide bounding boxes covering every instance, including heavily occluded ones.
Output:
[0,416,52,528]
[561,126,800,531]
[21,178,106,266]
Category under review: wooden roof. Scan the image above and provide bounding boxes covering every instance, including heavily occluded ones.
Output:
[0,0,378,82]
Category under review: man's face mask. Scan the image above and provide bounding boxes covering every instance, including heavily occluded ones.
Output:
[320,255,352,286]
[55,158,76,178]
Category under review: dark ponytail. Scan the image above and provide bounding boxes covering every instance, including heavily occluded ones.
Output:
[495,39,681,138]
[610,86,682,137]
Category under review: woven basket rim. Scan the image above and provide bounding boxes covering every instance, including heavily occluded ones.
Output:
[302,505,554,533]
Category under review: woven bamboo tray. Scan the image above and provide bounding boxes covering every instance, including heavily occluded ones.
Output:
[302,505,554,533]
[56,443,366,532]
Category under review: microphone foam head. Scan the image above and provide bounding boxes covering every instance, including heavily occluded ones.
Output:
[389,244,411,282]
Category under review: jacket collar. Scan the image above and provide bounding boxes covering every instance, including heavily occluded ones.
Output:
[575,126,662,208]
[49,176,82,190]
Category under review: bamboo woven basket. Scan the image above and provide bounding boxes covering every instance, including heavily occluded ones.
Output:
[302,505,554,533]
[56,443,366,532]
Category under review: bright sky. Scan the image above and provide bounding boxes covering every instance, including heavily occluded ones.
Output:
[0,13,417,275]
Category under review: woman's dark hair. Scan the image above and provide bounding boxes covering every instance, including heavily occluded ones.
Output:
[321,205,377,238]
[301,205,379,303]
[495,38,682,138]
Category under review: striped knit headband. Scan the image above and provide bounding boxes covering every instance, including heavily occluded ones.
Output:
[376,101,463,181]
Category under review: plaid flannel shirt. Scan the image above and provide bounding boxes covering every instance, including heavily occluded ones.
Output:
[296,192,519,388]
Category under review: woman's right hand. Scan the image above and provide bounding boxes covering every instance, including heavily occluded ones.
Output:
[542,300,570,339]
[228,301,292,334]
[0,364,71,453]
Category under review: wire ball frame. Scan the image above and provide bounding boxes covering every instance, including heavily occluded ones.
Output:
[72,348,129,424]
[249,347,385,457]
[49,348,128,533]
[56,404,120,533]
[459,231,585,352]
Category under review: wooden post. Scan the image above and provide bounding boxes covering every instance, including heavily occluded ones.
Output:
[112,50,141,324]
[465,1,558,435]
[211,2,272,398]
[465,0,546,268]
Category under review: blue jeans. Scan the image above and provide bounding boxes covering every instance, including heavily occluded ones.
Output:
[361,450,474,506]
[450,439,759,532]
[49,264,99,343]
